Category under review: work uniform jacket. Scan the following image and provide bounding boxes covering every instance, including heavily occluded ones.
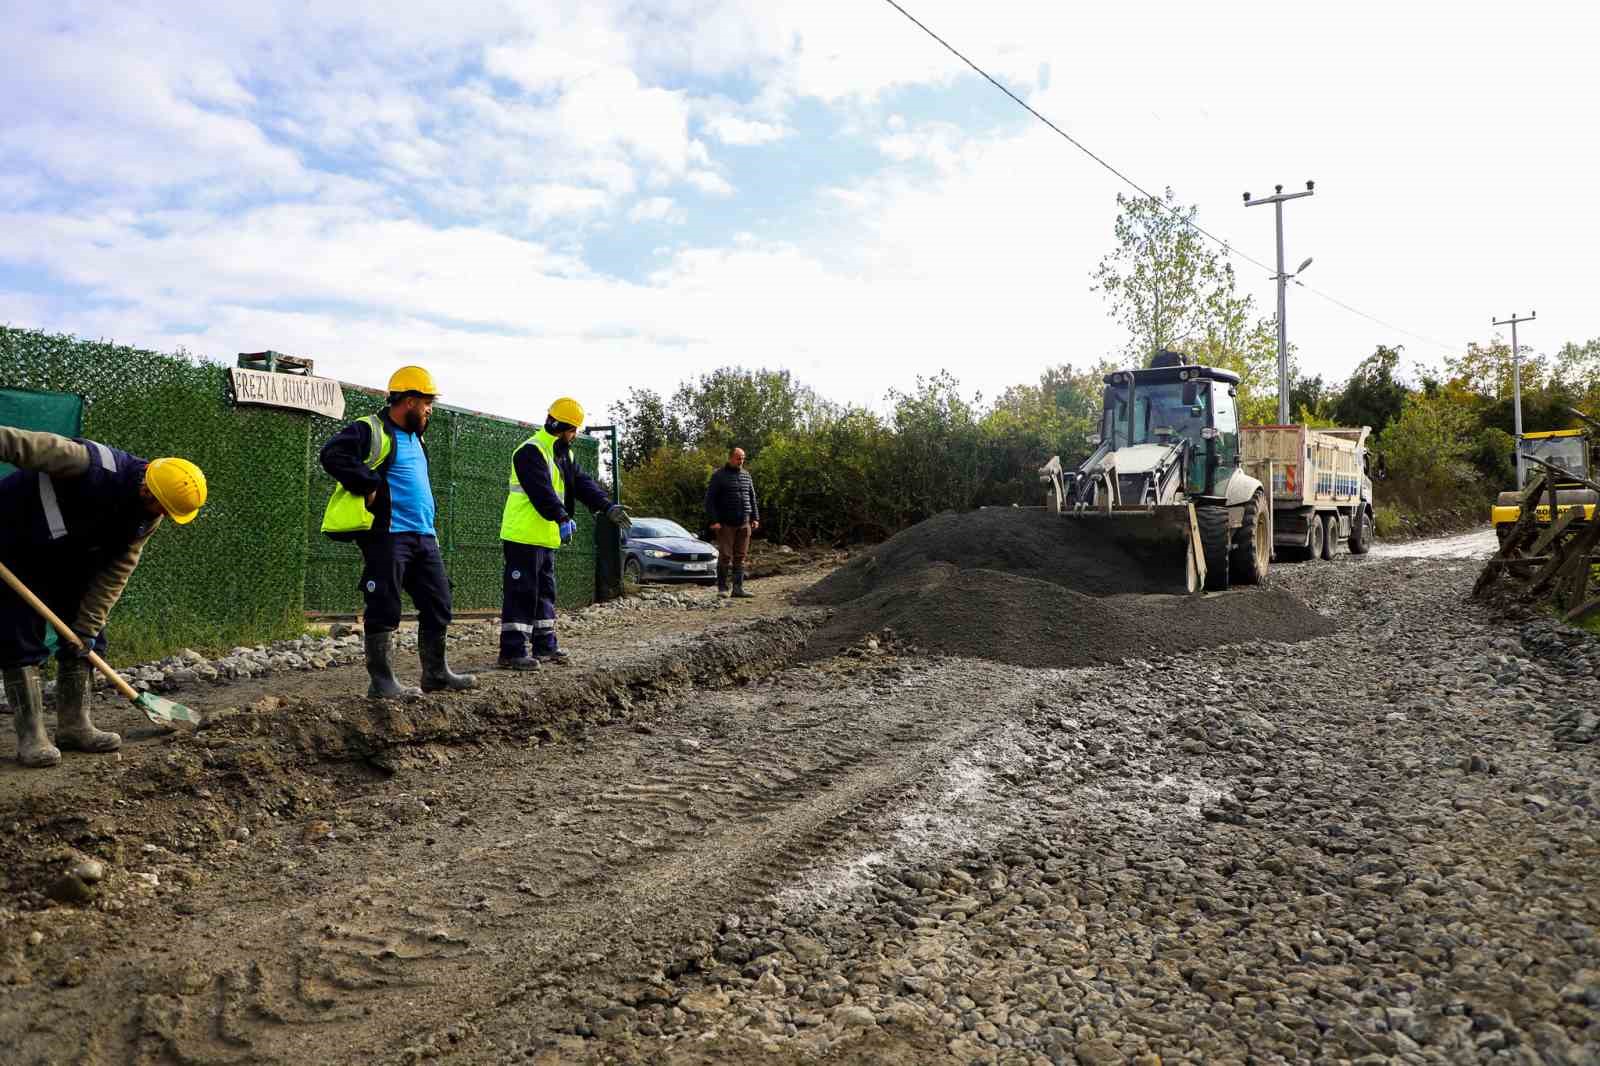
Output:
[0,427,161,638]
[319,411,428,541]
[501,430,612,548]
[704,464,759,527]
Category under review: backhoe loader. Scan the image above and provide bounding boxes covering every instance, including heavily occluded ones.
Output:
[1038,351,1271,593]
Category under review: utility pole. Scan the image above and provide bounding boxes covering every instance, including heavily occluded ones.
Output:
[1492,310,1536,486]
[1244,181,1315,424]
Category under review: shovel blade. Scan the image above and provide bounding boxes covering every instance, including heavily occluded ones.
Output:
[135,691,202,728]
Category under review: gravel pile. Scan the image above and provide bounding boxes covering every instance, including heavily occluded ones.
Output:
[800,509,1334,668]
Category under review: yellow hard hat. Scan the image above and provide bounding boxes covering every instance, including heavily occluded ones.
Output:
[388,365,440,397]
[548,397,585,428]
[145,458,207,525]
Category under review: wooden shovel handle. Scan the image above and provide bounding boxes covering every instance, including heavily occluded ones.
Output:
[0,560,141,702]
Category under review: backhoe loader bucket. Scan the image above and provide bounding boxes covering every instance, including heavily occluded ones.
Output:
[1059,503,1206,595]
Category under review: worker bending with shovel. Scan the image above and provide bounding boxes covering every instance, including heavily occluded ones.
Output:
[497,398,631,669]
[0,426,206,768]
[320,366,476,698]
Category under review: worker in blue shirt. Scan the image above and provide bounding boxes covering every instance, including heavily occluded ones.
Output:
[319,366,476,698]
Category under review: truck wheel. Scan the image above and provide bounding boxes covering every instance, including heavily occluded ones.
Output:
[1348,507,1373,555]
[1307,514,1325,561]
[1197,504,1231,591]
[1230,492,1270,585]
[1319,514,1336,560]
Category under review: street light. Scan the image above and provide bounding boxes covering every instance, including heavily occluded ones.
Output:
[1244,180,1316,425]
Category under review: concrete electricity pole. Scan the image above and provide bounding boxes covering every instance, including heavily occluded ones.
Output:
[1244,182,1315,425]
[1492,310,1537,486]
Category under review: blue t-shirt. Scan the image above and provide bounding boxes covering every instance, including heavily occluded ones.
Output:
[387,429,436,535]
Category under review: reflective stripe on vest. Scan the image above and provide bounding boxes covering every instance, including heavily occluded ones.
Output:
[320,415,391,534]
[499,430,565,548]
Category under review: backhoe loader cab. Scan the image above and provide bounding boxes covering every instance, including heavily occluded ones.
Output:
[1038,353,1270,594]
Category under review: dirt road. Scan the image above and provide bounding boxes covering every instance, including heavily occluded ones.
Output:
[2,536,1598,1065]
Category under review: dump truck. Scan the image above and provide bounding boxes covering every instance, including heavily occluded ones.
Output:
[1490,412,1598,544]
[1038,351,1271,594]
[1239,424,1375,559]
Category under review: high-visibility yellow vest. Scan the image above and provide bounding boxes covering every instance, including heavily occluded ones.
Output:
[500,429,566,548]
[320,415,391,535]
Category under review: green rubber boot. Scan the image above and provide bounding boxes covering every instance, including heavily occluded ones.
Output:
[4,667,62,768]
[54,656,121,753]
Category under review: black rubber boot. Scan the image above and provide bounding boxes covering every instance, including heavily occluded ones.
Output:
[419,631,477,692]
[364,630,420,700]
[731,569,754,598]
[55,656,120,753]
[4,667,61,768]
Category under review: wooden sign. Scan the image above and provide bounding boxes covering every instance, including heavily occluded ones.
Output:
[229,367,345,419]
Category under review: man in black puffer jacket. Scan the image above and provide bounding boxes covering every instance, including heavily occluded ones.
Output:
[703,447,759,598]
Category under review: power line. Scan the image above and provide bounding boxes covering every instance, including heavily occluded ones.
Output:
[877,0,1456,354]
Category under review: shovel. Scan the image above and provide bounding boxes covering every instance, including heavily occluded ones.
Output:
[0,560,201,728]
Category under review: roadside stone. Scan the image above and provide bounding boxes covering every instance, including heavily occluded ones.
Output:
[833,1005,876,1029]
[46,874,94,905]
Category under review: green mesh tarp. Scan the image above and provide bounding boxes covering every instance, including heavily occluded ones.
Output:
[0,387,84,477]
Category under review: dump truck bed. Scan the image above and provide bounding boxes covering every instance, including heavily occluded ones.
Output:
[1240,425,1368,505]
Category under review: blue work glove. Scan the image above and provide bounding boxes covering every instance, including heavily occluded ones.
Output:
[559,518,577,545]
[605,504,632,531]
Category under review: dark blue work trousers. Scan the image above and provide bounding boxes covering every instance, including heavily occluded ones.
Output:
[500,541,558,658]
[357,532,453,636]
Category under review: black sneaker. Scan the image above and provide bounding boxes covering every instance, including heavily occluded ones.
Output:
[496,655,541,671]
[536,648,572,665]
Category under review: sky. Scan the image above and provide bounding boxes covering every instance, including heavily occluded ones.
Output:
[2,0,1597,425]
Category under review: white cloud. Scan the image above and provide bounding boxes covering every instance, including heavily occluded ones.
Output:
[628,197,685,224]
[704,115,789,146]
[528,184,612,222]
[685,170,736,198]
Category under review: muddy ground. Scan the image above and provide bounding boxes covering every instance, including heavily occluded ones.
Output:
[2,524,1598,1066]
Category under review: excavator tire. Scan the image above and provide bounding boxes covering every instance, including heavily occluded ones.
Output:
[1197,503,1231,591]
[1230,491,1270,585]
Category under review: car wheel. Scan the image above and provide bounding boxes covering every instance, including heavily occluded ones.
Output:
[623,557,643,584]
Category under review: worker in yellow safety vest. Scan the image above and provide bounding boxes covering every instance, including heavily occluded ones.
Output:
[319,366,476,698]
[497,398,631,668]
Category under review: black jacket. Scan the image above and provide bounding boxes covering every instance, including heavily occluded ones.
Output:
[513,436,612,525]
[319,411,422,539]
[704,465,758,525]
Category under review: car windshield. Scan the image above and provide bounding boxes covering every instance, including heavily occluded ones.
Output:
[1106,379,1209,448]
[630,519,692,539]
[1522,436,1589,481]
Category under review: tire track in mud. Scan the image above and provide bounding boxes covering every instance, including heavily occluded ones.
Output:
[7,652,1058,1066]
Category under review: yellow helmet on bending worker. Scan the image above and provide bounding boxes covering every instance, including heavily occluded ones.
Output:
[145,457,207,524]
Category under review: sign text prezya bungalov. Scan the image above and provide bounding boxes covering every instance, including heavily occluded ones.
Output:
[229,367,346,419]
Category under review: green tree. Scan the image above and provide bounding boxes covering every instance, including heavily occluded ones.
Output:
[1093,188,1284,420]
[668,367,817,460]
[1333,345,1409,434]
[609,387,686,471]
